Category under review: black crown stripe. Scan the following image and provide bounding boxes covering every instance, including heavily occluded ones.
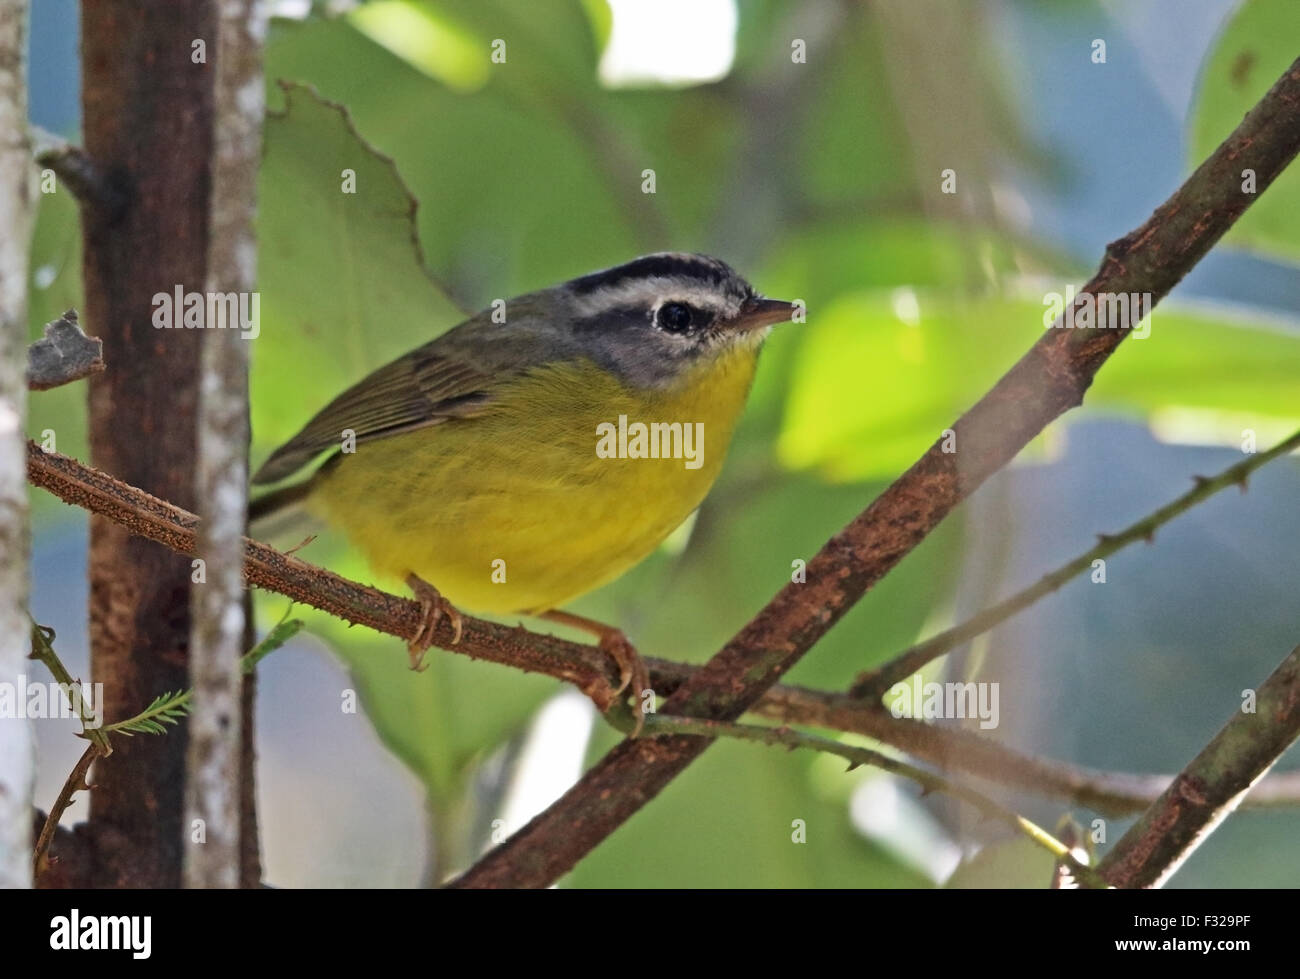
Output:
[568,254,734,295]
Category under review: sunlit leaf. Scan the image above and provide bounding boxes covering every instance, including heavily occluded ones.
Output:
[780,292,1300,481]
[1190,0,1300,264]
[567,734,932,887]
[945,837,1055,888]
[255,81,467,456]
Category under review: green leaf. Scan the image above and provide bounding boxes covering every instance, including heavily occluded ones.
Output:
[577,0,612,51]
[1088,304,1300,427]
[945,837,1056,888]
[305,620,556,801]
[566,734,932,887]
[104,690,193,737]
[793,14,916,208]
[251,532,556,804]
[1190,0,1300,263]
[241,616,305,674]
[565,473,962,692]
[263,9,745,298]
[348,2,493,93]
[760,219,1071,307]
[254,71,575,803]
[254,81,467,458]
[779,292,1300,481]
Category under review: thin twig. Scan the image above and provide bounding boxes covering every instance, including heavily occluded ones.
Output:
[32,615,298,881]
[732,673,1300,815]
[851,428,1300,697]
[32,742,103,878]
[636,713,1108,888]
[27,622,109,879]
[1098,643,1300,888]
[240,615,303,675]
[28,621,110,755]
[31,127,125,215]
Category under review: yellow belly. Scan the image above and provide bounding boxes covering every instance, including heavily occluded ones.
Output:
[308,350,758,614]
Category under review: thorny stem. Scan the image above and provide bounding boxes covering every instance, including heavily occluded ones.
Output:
[636,712,1108,889]
[28,621,110,755]
[852,427,1300,697]
[32,742,103,878]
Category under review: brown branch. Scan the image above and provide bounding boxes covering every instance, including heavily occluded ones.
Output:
[449,55,1300,888]
[27,440,627,708]
[28,446,1300,857]
[25,309,103,391]
[34,435,1143,794]
[29,810,93,888]
[636,713,1109,889]
[851,427,1300,698]
[32,743,103,879]
[730,673,1300,816]
[1098,644,1300,888]
[31,130,126,217]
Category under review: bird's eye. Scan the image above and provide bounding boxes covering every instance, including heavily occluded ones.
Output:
[656,302,695,333]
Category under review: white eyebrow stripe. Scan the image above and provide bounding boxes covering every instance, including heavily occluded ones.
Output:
[570,277,744,319]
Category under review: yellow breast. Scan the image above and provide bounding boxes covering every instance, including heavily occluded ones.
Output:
[308,347,760,614]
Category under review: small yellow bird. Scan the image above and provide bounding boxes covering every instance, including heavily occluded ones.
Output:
[250,253,794,728]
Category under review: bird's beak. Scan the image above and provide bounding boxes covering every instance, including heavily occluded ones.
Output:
[731,297,798,332]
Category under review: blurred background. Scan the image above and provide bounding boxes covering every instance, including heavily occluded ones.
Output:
[24,0,1300,886]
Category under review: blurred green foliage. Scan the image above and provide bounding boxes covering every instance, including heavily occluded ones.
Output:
[24,0,1300,887]
[1191,0,1300,263]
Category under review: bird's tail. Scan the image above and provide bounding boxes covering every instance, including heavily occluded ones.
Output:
[248,479,315,526]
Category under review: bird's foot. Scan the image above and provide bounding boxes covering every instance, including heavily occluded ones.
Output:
[405,573,464,671]
[541,610,650,736]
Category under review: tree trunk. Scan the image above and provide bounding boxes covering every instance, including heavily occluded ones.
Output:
[79,0,259,888]
[0,0,34,891]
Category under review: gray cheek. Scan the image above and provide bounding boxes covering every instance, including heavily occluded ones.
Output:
[566,307,704,390]
[599,334,695,389]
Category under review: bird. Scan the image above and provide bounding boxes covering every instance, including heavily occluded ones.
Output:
[249,252,796,732]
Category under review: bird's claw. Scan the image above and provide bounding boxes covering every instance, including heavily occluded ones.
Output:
[598,628,650,737]
[405,573,464,671]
